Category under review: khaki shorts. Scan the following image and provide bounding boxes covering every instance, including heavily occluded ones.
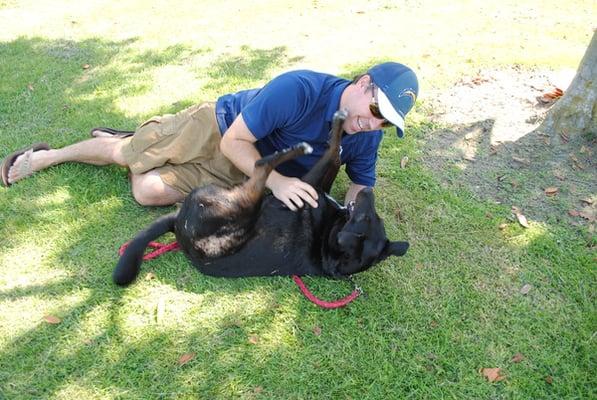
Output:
[121,102,246,195]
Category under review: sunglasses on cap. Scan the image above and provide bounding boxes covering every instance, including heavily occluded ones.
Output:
[369,84,394,128]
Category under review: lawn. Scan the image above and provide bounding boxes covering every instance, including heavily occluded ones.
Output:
[0,1,595,399]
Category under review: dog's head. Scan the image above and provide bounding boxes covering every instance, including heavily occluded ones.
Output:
[328,187,409,277]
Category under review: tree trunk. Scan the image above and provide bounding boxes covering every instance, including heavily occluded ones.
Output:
[539,31,596,137]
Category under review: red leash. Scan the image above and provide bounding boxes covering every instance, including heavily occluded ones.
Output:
[291,275,362,309]
[119,240,181,260]
[118,240,362,308]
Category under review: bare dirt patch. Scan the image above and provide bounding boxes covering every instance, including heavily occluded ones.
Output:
[421,67,595,227]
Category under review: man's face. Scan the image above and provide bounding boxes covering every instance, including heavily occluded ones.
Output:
[342,76,393,134]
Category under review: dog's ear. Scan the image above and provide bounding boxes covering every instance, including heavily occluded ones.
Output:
[382,241,409,258]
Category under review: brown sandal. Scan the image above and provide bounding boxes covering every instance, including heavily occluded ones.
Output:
[89,127,134,138]
[1,142,50,187]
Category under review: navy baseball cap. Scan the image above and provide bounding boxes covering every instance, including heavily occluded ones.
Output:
[368,62,419,137]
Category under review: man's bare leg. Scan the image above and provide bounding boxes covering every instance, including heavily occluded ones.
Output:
[7,137,184,206]
[7,137,131,184]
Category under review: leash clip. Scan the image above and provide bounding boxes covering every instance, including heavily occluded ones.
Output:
[348,275,364,297]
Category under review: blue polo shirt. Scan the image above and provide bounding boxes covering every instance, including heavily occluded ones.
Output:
[215,70,382,187]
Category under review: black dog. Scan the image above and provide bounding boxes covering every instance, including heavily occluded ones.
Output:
[113,110,408,285]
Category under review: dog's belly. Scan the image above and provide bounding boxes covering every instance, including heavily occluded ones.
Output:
[190,198,342,277]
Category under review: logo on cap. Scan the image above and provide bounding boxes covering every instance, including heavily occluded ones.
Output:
[399,89,417,104]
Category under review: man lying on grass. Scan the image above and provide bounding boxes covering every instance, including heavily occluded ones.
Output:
[1,62,418,210]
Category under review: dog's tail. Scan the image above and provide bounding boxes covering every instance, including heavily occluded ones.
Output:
[112,212,177,286]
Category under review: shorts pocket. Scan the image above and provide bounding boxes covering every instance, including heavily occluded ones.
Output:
[138,116,163,129]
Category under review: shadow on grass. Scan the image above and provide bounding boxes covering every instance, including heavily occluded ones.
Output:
[0,36,318,398]
[420,115,595,226]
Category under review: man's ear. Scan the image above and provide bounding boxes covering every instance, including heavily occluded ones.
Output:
[358,74,372,91]
[383,241,409,257]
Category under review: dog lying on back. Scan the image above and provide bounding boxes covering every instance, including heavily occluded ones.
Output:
[113,110,408,285]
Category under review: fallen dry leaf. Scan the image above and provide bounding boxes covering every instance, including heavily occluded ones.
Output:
[580,145,592,155]
[27,84,34,91]
[83,64,90,69]
[544,187,558,196]
[248,335,259,345]
[145,272,156,280]
[545,375,553,384]
[511,353,525,363]
[520,284,532,295]
[537,87,563,104]
[253,386,264,394]
[553,170,566,181]
[471,75,489,85]
[512,156,530,166]
[570,154,584,170]
[579,209,596,222]
[312,326,322,336]
[400,156,409,169]
[177,352,196,366]
[481,367,505,383]
[511,208,530,228]
[499,223,508,230]
[43,315,62,324]
[568,210,580,217]
[516,213,529,228]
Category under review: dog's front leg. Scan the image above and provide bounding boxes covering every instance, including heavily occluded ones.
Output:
[301,110,347,192]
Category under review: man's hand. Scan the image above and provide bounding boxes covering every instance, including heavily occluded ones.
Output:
[345,182,368,205]
[267,172,318,211]
[221,114,318,211]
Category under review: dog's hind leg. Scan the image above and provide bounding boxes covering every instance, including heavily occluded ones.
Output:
[301,110,347,192]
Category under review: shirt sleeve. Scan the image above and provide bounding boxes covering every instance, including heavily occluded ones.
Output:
[241,73,308,139]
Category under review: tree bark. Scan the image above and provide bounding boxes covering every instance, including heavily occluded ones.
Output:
[539,31,596,137]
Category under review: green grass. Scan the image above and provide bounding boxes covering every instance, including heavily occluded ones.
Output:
[1,1,595,399]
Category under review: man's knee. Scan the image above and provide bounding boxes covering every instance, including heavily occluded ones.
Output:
[111,137,132,167]
[130,172,184,206]
[131,185,160,206]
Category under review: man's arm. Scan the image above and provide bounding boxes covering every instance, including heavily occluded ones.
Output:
[345,182,368,205]
[220,114,318,211]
